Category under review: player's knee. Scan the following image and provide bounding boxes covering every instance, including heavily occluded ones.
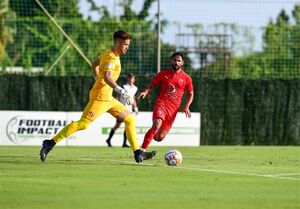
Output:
[123,114,135,126]
[154,135,164,142]
[77,118,91,130]
[152,125,160,131]
[152,120,162,131]
[115,122,121,129]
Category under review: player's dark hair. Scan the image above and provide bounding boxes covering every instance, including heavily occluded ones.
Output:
[113,30,131,42]
[127,73,135,79]
[171,52,185,60]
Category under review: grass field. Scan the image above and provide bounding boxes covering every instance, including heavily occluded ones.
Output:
[0,146,299,209]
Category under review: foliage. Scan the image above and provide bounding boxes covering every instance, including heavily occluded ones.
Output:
[183,5,300,79]
[2,0,178,75]
[231,5,300,79]
[3,1,300,78]
[0,0,16,64]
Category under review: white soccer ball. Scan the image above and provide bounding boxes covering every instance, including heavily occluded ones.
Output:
[164,149,183,166]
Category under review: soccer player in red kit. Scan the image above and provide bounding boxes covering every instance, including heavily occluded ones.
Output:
[138,52,194,156]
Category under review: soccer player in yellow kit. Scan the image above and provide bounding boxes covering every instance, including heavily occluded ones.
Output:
[40,30,155,163]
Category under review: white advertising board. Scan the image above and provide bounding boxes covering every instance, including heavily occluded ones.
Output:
[0,111,200,146]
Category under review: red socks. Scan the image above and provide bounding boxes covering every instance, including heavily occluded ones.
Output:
[141,127,157,150]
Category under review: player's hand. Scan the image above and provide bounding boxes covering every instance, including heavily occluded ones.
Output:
[114,86,133,105]
[123,93,134,105]
[114,86,126,95]
[134,107,139,115]
[183,107,191,118]
[137,90,148,99]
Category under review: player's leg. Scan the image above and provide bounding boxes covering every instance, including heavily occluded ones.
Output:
[40,99,107,161]
[154,110,175,142]
[108,99,143,163]
[117,110,138,150]
[53,99,106,143]
[40,117,92,161]
[141,105,165,150]
[154,128,170,142]
[122,130,130,147]
[52,117,91,143]
[141,118,162,150]
[106,119,122,147]
[121,113,157,160]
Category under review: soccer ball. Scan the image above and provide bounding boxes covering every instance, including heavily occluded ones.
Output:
[164,149,183,166]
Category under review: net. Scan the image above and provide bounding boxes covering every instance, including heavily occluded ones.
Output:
[1,0,300,78]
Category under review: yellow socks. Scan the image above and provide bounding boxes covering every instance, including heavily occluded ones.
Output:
[53,117,91,143]
[123,114,139,151]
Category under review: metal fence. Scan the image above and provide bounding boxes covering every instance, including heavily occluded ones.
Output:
[2,0,300,78]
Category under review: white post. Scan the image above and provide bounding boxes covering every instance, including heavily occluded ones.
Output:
[35,0,92,68]
[45,44,71,76]
[157,0,161,73]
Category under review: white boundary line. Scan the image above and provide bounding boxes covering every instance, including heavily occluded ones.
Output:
[176,166,300,181]
[270,173,300,177]
[74,158,300,181]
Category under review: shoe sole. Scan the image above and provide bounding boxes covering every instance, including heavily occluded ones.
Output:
[143,151,157,160]
[40,151,46,161]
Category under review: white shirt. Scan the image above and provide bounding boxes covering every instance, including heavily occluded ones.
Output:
[119,83,138,112]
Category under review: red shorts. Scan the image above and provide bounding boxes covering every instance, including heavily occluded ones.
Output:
[152,103,177,131]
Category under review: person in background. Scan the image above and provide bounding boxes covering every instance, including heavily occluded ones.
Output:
[106,73,139,148]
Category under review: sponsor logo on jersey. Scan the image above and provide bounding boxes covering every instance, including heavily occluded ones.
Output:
[167,83,176,94]
[106,63,114,69]
[89,111,95,118]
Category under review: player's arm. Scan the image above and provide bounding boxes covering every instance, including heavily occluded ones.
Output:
[104,71,118,89]
[104,71,133,105]
[183,76,194,118]
[137,82,155,99]
[92,57,100,78]
[183,91,194,118]
[132,94,139,114]
[138,71,162,99]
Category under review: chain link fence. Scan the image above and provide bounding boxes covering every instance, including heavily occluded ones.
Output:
[1,0,300,78]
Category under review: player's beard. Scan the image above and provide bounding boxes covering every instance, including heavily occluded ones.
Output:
[171,64,181,71]
[119,48,127,55]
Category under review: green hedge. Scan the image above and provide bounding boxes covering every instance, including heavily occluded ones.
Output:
[0,75,299,145]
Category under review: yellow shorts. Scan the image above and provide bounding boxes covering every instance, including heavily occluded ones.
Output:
[81,98,127,122]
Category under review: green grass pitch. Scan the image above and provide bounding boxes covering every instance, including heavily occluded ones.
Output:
[0,146,299,209]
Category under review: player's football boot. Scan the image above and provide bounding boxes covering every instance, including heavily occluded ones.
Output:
[133,149,143,163]
[40,139,56,161]
[122,144,130,148]
[142,150,157,161]
[106,139,112,147]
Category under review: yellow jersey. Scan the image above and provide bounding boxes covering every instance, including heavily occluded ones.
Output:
[89,50,121,101]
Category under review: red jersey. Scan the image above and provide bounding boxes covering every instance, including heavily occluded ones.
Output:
[151,68,193,111]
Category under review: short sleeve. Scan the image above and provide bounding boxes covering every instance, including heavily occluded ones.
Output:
[186,76,193,93]
[103,54,116,72]
[151,71,164,86]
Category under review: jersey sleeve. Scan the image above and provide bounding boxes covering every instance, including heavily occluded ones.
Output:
[103,54,116,73]
[150,71,163,86]
[185,75,194,93]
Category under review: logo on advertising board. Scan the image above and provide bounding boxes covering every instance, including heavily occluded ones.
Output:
[6,116,68,144]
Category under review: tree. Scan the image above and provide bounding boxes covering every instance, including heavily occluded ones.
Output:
[291,4,300,75]
[6,0,91,74]
[0,0,16,65]
[117,0,176,74]
[9,0,82,18]
[263,9,292,76]
[5,0,180,75]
